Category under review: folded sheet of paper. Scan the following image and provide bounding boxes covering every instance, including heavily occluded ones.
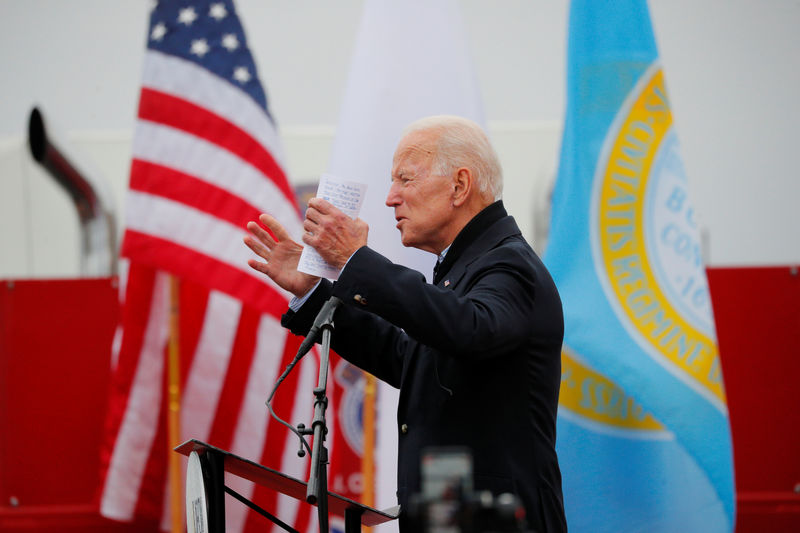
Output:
[297,173,368,279]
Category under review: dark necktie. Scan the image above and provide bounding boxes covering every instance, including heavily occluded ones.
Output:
[432,259,442,284]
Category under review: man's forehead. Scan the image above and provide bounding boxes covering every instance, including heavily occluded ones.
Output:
[393,134,435,167]
[394,144,432,162]
[392,151,430,179]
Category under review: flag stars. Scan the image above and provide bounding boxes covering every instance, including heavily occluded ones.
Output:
[190,39,210,57]
[177,7,198,26]
[150,22,167,42]
[233,66,251,84]
[209,3,228,21]
[221,33,239,52]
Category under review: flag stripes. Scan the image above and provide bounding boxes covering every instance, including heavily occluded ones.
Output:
[137,88,294,208]
[129,160,263,232]
[173,291,232,446]
[140,50,285,168]
[100,3,324,531]
[130,119,297,228]
[102,259,322,532]
[207,307,262,447]
[102,266,170,521]
[120,229,288,318]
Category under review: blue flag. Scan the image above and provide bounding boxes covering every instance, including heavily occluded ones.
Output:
[545,1,735,531]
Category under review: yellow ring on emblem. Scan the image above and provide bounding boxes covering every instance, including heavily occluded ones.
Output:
[560,347,664,433]
[596,67,725,407]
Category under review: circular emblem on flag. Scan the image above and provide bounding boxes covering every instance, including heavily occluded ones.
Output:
[590,63,725,410]
[334,359,365,456]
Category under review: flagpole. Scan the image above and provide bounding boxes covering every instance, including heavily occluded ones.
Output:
[167,275,183,533]
[362,372,376,522]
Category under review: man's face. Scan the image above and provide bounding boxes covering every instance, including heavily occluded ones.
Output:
[386,130,454,254]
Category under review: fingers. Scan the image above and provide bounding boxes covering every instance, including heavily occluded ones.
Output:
[354,218,369,237]
[306,198,348,226]
[247,220,277,249]
[246,258,270,275]
[243,234,270,260]
[301,215,325,247]
[304,205,323,237]
[258,213,292,243]
[304,205,320,224]
[300,225,314,248]
[244,220,274,258]
[307,197,335,214]
[302,207,324,244]
[302,218,317,236]
[304,198,347,234]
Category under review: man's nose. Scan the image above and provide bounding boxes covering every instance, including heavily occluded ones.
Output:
[385,182,401,207]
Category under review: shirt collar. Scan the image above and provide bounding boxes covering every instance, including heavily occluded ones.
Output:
[437,245,451,265]
[434,200,507,282]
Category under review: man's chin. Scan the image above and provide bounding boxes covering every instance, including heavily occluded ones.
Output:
[397,231,412,248]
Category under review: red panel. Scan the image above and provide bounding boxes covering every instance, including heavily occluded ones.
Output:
[0,279,122,530]
[1,269,799,531]
[708,266,800,531]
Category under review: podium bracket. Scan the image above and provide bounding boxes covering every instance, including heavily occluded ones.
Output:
[224,485,298,533]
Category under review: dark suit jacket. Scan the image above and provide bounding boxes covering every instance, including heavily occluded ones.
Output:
[282,201,567,532]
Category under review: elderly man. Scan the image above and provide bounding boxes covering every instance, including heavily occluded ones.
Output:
[244,115,566,532]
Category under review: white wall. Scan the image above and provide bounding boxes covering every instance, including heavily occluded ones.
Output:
[1,0,798,279]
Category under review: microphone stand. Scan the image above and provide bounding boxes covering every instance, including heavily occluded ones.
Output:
[298,303,337,533]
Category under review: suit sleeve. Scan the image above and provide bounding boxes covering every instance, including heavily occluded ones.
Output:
[281,277,407,388]
[331,245,549,362]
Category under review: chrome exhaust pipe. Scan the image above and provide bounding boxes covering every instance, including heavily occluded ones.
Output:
[28,107,117,276]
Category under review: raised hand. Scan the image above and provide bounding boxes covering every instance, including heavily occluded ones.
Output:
[302,198,369,269]
[244,213,319,297]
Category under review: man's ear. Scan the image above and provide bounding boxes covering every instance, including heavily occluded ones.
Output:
[452,167,472,207]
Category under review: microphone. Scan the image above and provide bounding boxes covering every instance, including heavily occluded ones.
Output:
[296,296,342,358]
[266,295,342,406]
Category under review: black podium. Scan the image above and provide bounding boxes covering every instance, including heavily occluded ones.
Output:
[175,439,399,533]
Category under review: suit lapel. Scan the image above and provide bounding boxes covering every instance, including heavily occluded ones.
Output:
[436,215,522,291]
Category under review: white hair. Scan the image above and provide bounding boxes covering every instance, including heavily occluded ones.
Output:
[403,115,503,202]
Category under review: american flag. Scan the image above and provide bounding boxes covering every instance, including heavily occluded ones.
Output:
[99,2,326,531]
